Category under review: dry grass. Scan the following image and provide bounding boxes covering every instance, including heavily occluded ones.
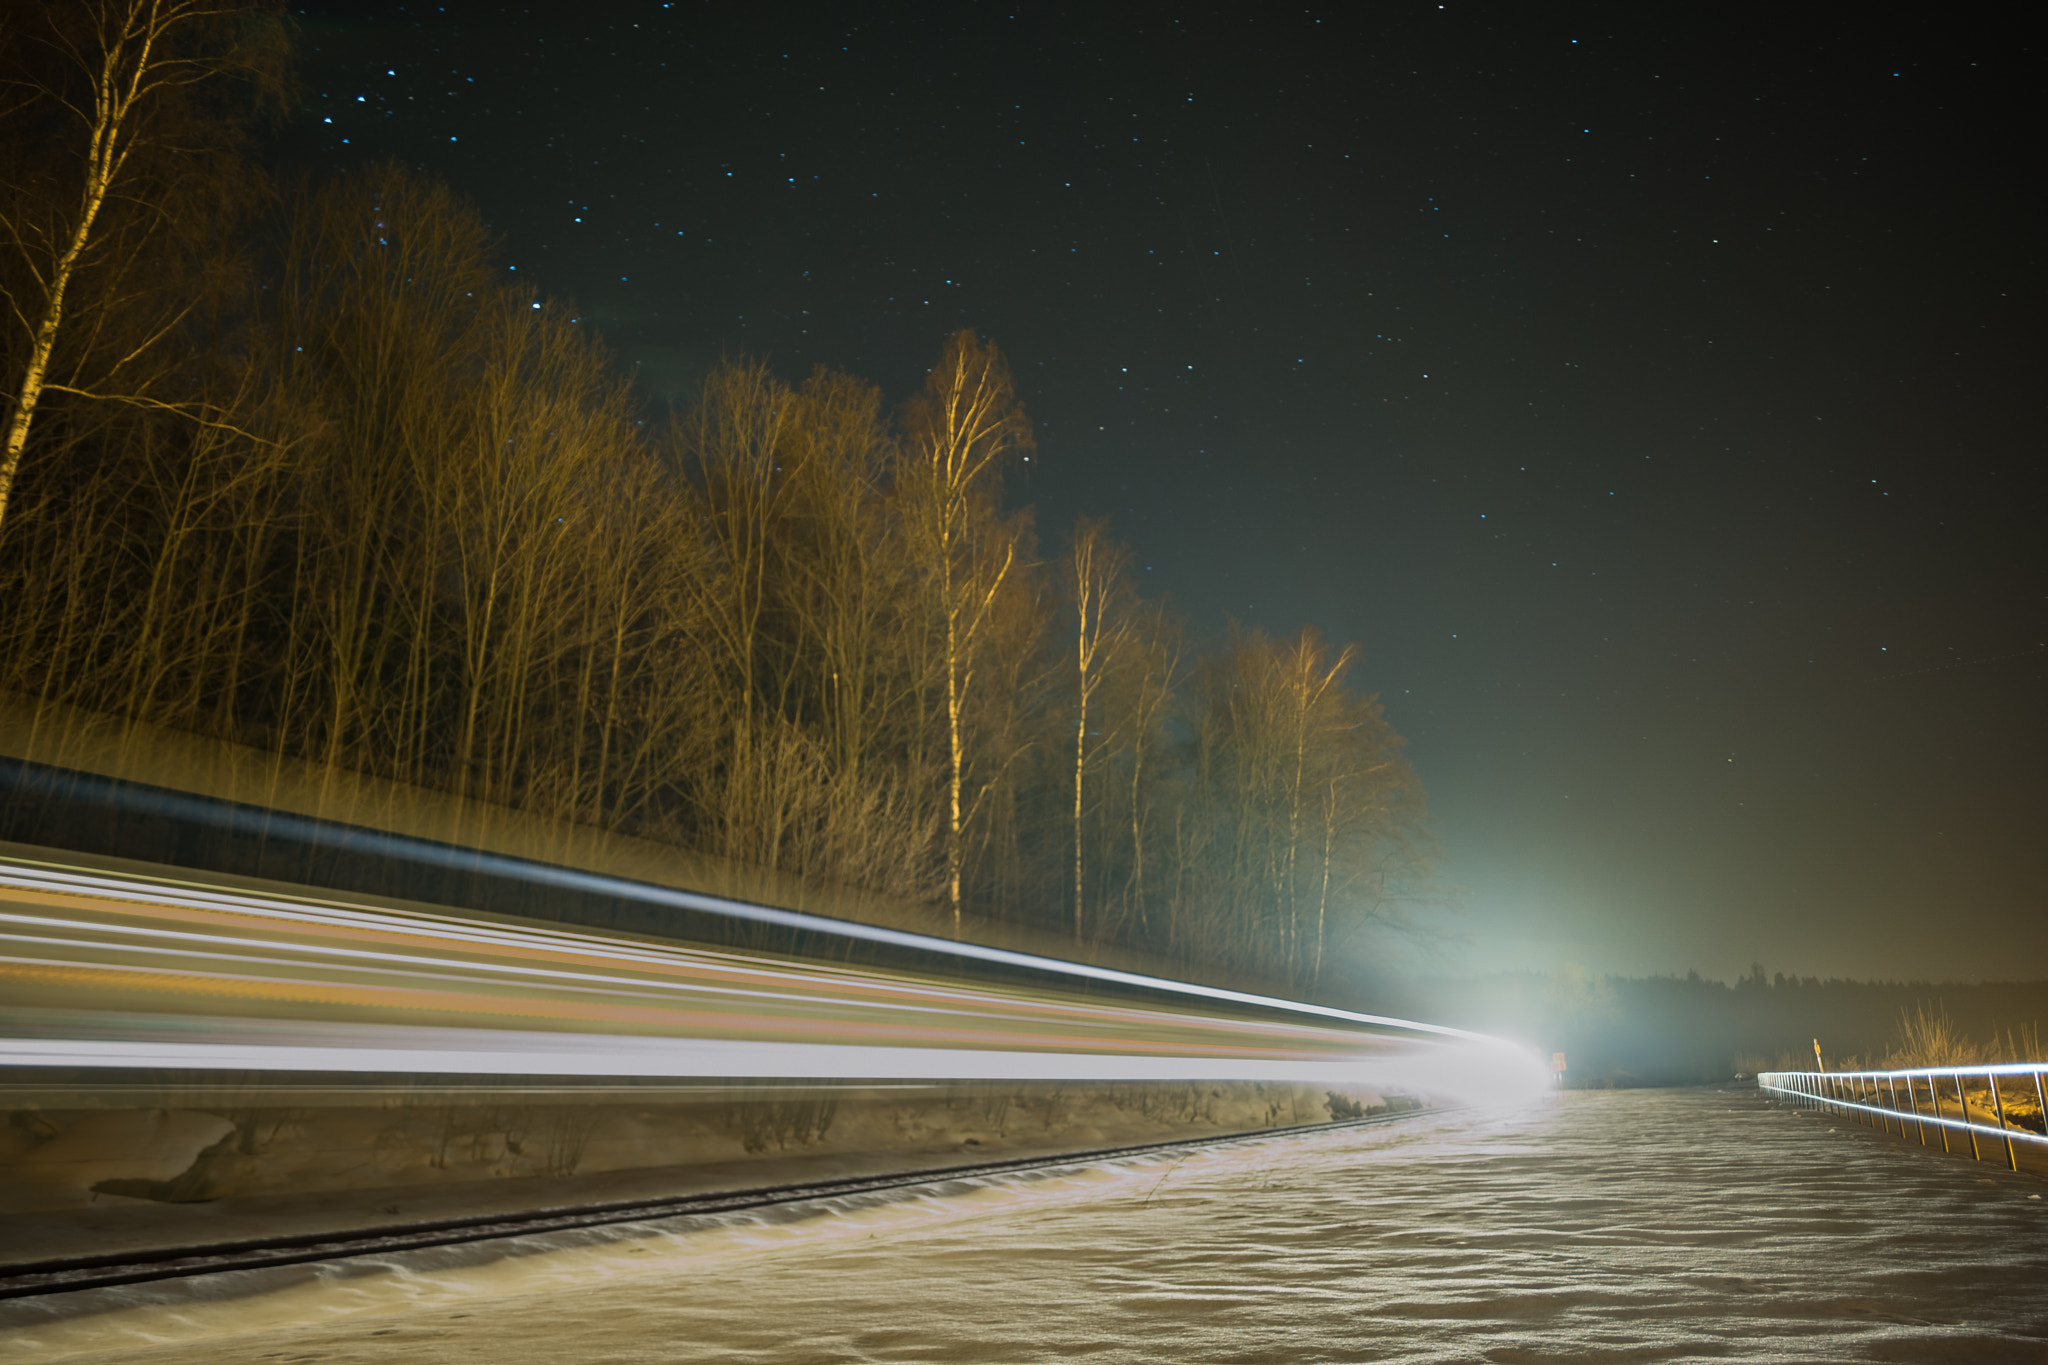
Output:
[1883,1003,2043,1069]
[1747,1010,2043,1077]
[1886,1002,1985,1068]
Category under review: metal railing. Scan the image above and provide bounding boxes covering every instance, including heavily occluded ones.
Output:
[1758,1065,2048,1171]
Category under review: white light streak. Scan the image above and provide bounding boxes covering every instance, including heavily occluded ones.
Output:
[0,855,1554,1106]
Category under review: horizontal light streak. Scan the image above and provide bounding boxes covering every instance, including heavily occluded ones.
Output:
[7,960,1399,1059]
[4,882,1374,1042]
[2,854,1554,1102]
[0,932,1397,1055]
[0,917,1056,1025]
[1,1020,1470,1086]
[0,858,1485,1039]
[0,865,1452,1051]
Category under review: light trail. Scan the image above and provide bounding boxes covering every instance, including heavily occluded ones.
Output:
[0,855,1553,1102]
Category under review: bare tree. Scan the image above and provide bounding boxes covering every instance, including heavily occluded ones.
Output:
[0,0,283,537]
[768,368,944,905]
[675,358,803,873]
[896,331,1032,933]
[1303,686,1420,991]
[771,368,903,799]
[265,166,496,787]
[0,100,1440,988]
[1107,599,1184,946]
[1177,626,1415,991]
[1064,516,1133,948]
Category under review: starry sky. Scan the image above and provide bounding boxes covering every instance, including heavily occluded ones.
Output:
[283,2,2043,985]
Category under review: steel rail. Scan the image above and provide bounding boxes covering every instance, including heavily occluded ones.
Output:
[0,1104,1456,1302]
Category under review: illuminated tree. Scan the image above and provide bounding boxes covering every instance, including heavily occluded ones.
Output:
[1063,516,1134,947]
[1098,597,1184,949]
[764,367,943,906]
[0,0,284,538]
[673,359,945,912]
[896,330,1033,933]
[264,166,499,786]
[1176,626,1427,992]
[0,100,1434,983]
[676,357,799,859]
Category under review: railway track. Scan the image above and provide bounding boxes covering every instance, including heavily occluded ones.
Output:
[0,1106,1452,1302]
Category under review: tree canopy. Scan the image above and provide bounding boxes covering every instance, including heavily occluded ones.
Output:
[0,12,1434,998]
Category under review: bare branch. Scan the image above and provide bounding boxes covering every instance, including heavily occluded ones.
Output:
[40,383,282,445]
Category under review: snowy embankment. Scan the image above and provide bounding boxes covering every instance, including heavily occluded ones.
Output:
[0,1081,1406,1265]
[4,1087,2044,1364]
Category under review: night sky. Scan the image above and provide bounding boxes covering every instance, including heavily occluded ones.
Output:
[284,3,2042,985]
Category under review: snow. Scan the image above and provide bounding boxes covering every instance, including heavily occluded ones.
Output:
[0,1111,234,1212]
[4,1087,2044,1363]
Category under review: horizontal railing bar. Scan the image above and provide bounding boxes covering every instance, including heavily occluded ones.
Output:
[1759,1064,2048,1080]
[1756,1079,2048,1148]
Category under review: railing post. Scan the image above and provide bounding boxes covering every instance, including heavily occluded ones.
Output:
[1989,1070,2019,1172]
[1766,1064,2046,1172]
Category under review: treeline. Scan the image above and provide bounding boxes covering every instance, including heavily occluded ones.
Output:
[0,6,1429,995]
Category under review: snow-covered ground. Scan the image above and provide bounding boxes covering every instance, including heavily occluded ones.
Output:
[5,1086,2044,1363]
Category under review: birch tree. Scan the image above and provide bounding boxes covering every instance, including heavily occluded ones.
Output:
[0,0,282,538]
[1181,626,1431,992]
[1107,599,1184,946]
[1064,516,1132,948]
[896,331,1032,933]
[676,358,799,870]
[266,166,495,783]
[770,369,943,905]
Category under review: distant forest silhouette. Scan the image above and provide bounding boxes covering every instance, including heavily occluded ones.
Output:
[1390,968,2047,1085]
[0,3,1430,997]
